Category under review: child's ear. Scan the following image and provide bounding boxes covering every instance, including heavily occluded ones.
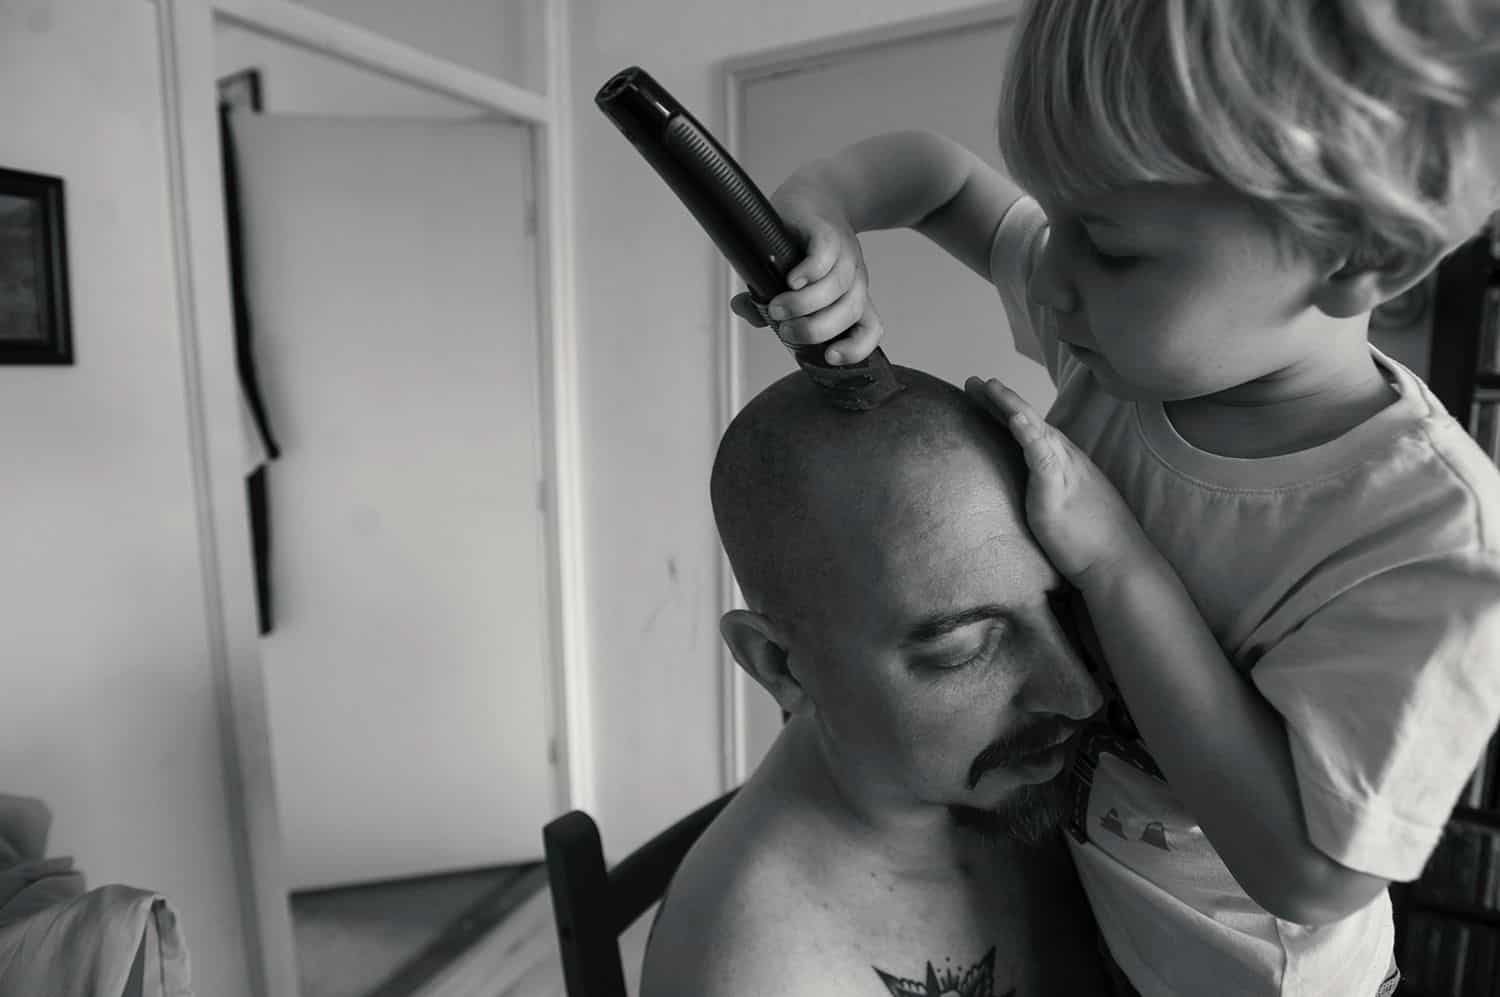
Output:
[1312,259,1389,319]
[1313,252,1438,320]
[720,610,812,717]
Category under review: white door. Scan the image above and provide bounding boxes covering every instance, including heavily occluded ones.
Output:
[232,114,554,889]
[734,15,1055,772]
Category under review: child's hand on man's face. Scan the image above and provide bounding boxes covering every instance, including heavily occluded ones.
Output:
[966,377,1153,586]
[729,194,886,365]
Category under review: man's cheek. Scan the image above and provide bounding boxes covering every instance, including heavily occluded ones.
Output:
[897,714,977,781]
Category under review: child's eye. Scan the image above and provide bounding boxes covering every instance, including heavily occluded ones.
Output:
[1091,245,1140,269]
[1073,221,1140,270]
[1083,235,1139,269]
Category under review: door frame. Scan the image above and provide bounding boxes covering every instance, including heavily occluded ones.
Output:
[714,1,1023,790]
[150,1,591,993]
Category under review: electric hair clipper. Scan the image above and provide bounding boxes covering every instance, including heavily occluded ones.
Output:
[595,65,904,412]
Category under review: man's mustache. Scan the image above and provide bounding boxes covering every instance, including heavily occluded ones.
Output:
[966,718,1081,789]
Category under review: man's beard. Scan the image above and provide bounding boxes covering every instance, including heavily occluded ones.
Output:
[947,775,1070,847]
[951,715,1081,846]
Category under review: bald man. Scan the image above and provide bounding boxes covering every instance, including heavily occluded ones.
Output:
[641,366,1111,997]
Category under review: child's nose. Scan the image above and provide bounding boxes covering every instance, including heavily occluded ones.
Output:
[1027,227,1079,314]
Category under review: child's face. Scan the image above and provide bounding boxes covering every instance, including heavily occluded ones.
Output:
[1029,183,1340,403]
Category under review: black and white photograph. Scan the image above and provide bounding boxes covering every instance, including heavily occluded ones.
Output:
[4,3,1500,997]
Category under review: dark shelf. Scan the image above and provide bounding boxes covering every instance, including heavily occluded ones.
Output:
[1404,897,1500,928]
[1428,234,1497,420]
[1402,223,1500,997]
[1452,805,1500,832]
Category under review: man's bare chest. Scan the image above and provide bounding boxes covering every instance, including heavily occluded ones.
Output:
[785,864,1054,997]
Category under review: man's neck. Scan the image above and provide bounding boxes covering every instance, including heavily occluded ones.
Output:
[770,717,995,884]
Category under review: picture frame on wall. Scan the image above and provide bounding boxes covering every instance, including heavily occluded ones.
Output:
[0,166,73,365]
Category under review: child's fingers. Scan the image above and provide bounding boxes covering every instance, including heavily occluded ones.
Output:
[965,376,1030,420]
[786,220,841,290]
[981,378,1044,423]
[1014,413,1066,477]
[965,377,1054,457]
[823,312,884,365]
[775,272,869,347]
[791,288,884,363]
[775,297,853,352]
[771,253,856,330]
[769,280,842,335]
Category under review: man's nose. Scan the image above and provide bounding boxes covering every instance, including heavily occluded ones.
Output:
[1027,226,1079,314]
[1017,618,1105,722]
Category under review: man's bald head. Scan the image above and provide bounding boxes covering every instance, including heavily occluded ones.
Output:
[711,366,1029,634]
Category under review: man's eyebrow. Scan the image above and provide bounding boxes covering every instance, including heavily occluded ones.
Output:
[900,605,1009,646]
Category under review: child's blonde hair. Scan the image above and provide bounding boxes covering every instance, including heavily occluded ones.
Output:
[998,0,1500,285]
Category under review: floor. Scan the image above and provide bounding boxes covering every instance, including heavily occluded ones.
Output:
[289,863,656,997]
[290,863,549,997]
[410,886,656,997]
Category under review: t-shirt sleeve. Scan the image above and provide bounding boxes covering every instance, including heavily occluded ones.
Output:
[1251,550,1500,881]
[988,194,1072,386]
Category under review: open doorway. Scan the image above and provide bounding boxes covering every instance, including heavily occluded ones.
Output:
[215,32,552,997]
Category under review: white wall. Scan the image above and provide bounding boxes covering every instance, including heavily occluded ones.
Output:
[0,3,540,993]
[215,19,483,118]
[277,0,542,93]
[567,0,995,857]
[0,3,251,995]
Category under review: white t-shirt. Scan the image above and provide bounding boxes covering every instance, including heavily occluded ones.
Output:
[989,194,1500,997]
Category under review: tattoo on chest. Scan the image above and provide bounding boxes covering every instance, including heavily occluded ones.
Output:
[872,947,1013,997]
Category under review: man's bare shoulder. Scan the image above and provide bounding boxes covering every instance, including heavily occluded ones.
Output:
[640,793,818,997]
[639,794,1106,997]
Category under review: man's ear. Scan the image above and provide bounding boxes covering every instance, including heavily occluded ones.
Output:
[720,610,811,717]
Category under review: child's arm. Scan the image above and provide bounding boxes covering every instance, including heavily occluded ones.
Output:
[968,379,1391,926]
[1070,527,1392,924]
[730,130,1026,363]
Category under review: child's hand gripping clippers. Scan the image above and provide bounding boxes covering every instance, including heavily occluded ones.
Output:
[596,66,905,412]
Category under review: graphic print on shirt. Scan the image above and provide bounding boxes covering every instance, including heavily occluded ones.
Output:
[873,947,1012,997]
[1059,592,1251,906]
[1055,586,1170,848]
